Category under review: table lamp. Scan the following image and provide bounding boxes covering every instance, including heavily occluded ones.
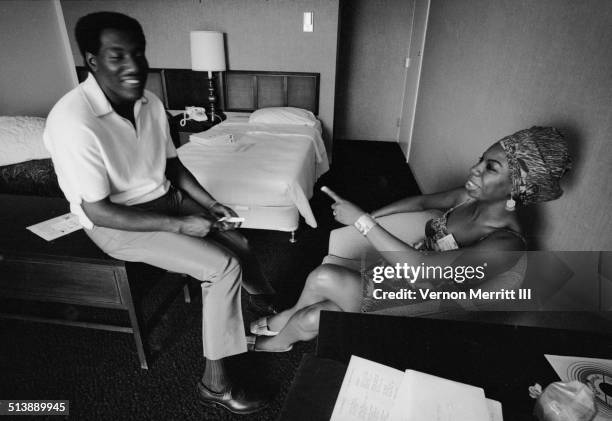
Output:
[190,31,226,123]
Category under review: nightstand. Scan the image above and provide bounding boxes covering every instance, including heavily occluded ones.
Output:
[168,114,219,147]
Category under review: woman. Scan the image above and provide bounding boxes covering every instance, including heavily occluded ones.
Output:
[249,126,572,352]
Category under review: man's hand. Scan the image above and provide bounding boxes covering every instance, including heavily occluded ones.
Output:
[177,214,214,237]
[165,159,241,231]
[321,186,366,226]
[209,203,241,231]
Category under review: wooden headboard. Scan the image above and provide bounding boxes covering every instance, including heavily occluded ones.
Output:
[223,71,320,115]
[76,67,320,115]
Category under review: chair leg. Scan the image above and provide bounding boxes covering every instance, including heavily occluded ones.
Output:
[183,284,191,304]
[128,306,149,370]
[165,271,192,304]
[180,273,191,303]
[116,268,149,370]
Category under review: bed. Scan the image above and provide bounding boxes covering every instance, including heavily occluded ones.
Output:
[176,71,328,241]
[177,113,329,241]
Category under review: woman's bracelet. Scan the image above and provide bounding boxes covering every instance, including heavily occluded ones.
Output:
[354,213,377,236]
[207,200,218,210]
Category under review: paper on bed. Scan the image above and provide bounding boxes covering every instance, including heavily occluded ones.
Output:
[27,212,82,241]
[216,118,327,172]
[189,131,235,145]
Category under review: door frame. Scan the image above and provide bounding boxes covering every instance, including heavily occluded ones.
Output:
[397,0,430,161]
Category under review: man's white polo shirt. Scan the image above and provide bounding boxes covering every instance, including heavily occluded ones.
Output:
[43,74,177,229]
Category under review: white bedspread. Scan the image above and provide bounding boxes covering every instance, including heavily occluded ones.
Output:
[177,118,329,228]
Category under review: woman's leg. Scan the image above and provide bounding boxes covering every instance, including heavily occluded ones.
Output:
[327,225,374,261]
[255,264,363,350]
[255,300,342,350]
[267,264,362,331]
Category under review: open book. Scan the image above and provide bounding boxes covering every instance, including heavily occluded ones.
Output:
[330,355,503,421]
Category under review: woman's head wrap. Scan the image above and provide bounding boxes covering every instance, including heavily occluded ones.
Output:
[498,126,572,206]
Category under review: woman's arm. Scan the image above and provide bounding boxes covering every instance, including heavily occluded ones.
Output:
[327,187,523,282]
[371,187,467,218]
[365,225,524,282]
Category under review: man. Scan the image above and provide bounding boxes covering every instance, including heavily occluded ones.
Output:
[44,12,272,414]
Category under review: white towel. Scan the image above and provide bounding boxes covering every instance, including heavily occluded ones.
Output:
[189,131,235,145]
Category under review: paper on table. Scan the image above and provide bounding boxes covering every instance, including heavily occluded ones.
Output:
[330,355,404,421]
[27,212,82,241]
[388,369,490,421]
[545,354,612,382]
[545,354,612,421]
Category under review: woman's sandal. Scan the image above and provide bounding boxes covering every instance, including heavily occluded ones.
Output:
[246,335,293,353]
[249,317,279,337]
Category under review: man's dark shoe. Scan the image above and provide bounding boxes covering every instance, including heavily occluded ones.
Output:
[197,381,269,415]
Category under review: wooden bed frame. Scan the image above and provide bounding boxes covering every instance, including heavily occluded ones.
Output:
[222,70,319,114]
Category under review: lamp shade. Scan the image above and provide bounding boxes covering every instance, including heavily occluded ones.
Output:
[190,31,226,71]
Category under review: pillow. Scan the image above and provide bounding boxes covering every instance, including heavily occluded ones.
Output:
[248,107,317,126]
[0,116,50,166]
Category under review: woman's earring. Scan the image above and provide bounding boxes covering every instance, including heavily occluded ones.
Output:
[505,196,516,212]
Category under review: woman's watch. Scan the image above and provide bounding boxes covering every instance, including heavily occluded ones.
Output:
[354,214,377,236]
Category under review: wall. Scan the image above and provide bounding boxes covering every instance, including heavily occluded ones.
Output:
[409,0,612,251]
[62,0,339,150]
[0,1,77,117]
[334,0,415,142]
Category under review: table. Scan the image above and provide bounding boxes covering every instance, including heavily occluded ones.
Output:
[280,311,612,420]
[168,113,218,146]
[0,194,177,369]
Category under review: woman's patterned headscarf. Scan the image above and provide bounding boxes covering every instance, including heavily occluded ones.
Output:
[498,126,572,206]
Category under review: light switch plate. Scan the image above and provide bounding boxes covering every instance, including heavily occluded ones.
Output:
[303,12,313,32]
